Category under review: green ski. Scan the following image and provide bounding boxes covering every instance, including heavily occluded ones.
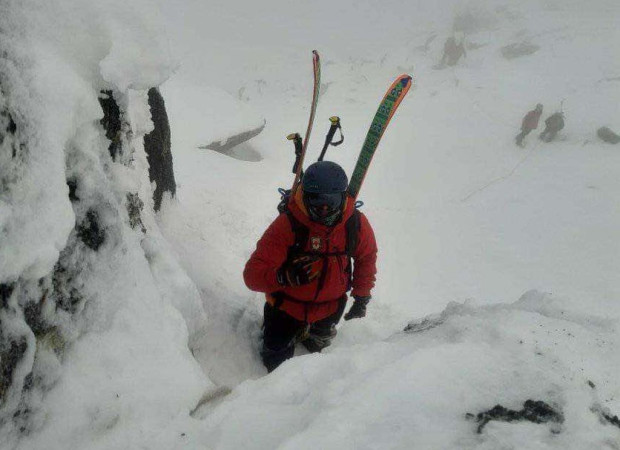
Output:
[347,74,413,199]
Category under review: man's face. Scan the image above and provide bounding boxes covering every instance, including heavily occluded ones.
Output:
[305,192,344,225]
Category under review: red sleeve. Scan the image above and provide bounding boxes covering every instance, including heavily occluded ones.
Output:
[351,212,378,298]
[243,214,294,293]
[522,112,532,129]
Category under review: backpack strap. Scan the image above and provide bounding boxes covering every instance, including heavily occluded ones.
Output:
[285,211,309,257]
[343,208,361,289]
[345,209,361,258]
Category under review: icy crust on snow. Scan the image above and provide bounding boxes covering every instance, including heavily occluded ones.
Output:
[1,0,210,446]
[187,291,619,449]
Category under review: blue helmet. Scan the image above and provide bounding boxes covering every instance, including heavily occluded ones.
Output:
[302,161,348,194]
[301,161,348,226]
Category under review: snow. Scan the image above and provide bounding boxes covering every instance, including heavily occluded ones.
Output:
[2,0,620,448]
[161,82,265,150]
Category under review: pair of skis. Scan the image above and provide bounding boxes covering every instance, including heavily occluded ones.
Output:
[291,50,413,200]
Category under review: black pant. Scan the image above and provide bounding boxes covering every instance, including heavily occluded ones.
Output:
[515,128,532,146]
[539,127,558,142]
[261,297,347,372]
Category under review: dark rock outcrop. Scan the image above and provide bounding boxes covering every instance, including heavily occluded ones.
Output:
[501,42,540,59]
[467,400,564,434]
[143,87,176,211]
[200,119,265,162]
[98,90,123,161]
[76,209,106,251]
[201,119,266,153]
[597,126,620,144]
[126,192,146,233]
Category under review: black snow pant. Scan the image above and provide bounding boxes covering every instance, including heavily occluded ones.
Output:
[260,296,348,373]
[539,127,558,143]
[515,128,533,146]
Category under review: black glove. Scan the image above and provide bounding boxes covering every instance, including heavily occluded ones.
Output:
[277,255,321,287]
[344,296,371,321]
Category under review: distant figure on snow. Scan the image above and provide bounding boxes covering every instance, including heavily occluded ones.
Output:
[539,112,565,143]
[440,34,467,67]
[515,103,543,147]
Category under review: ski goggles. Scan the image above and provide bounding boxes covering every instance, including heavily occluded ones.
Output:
[304,192,344,211]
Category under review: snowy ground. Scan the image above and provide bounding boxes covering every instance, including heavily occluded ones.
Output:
[158,0,620,447]
[3,0,620,448]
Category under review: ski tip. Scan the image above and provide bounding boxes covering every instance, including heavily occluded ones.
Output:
[399,74,413,86]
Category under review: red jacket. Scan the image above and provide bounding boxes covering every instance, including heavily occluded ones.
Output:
[243,189,377,323]
[522,109,542,131]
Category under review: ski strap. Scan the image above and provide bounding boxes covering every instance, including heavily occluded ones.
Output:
[287,133,303,174]
[318,116,344,161]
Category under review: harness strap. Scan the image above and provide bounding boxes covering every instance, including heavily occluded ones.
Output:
[282,208,362,307]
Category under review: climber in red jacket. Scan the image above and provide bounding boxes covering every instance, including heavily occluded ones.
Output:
[244,161,378,372]
[515,103,543,147]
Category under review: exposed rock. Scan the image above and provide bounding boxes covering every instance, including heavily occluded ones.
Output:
[201,119,266,154]
[76,209,105,251]
[591,404,620,430]
[126,192,146,233]
[52,259,84,315]
[98,90,122,161]
[0,283,14,309]
[0,109,17,149]
[597,126,620,144]
[588,380,620,430]
[66,177,79,202]
[0,89,23,191]
[22,291,49,337]
[501,42,540,59]
[0,337,28,404]
[144,87,176,211]
[1,15,193,442]
[467,400,564,434]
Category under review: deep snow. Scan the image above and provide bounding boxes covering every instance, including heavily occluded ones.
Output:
[1,0,619,448]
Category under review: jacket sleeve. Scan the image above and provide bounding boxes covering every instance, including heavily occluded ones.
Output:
[351,212,378,298]
[522,112,534,130]
[521,113,529,129]
[243,214,294,293]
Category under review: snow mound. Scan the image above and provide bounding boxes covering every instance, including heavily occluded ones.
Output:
[187,290,619,449]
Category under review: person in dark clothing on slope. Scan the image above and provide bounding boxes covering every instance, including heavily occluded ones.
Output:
[515,103,543,147]
[243,161,378,372]
[440,35,467,67]
[539,111,565,143]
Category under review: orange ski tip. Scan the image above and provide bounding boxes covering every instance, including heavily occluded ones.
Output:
[397,74,413,88]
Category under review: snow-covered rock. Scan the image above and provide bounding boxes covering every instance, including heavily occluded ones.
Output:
[0,0,209,446]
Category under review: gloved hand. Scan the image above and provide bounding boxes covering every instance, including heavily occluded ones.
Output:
[344,295,371,321]
[277,255,322,287]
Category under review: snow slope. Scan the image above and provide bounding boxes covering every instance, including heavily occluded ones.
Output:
[2,0,619,448]
[158,0,620,447]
